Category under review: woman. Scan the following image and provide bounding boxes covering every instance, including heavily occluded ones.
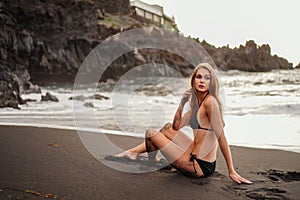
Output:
[116,63,252,184]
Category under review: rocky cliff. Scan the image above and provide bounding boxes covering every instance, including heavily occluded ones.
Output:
[0,0,141,108]
[201,40,293,72]
[0,0,294,108]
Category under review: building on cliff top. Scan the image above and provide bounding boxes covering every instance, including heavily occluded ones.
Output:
[130,0,178,31]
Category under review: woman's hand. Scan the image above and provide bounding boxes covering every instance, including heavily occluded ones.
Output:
[229,170,253,184]
[180,89,192,104]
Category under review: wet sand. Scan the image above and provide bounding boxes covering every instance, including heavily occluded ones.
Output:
[0,125,299,200]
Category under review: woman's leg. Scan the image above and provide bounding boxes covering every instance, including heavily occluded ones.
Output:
[145,125,193,161]
[116,122,193,160]
[159,124,193,152]
[115,143,146,160]
[145,128,204,177]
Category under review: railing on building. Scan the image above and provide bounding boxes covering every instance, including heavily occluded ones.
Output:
[130,0,178,31]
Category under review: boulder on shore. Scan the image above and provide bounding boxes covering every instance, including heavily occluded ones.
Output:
[41,92,59,102]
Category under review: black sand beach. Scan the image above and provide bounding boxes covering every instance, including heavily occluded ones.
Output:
[0,125,299,200]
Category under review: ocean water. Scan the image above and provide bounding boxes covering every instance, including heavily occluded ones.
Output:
[1,69,300,153]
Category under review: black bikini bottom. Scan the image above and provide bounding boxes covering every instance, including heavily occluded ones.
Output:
[190,154,216,177]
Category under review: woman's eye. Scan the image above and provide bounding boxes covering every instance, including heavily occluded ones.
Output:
[196,75,202,79]
[195,74,210,81]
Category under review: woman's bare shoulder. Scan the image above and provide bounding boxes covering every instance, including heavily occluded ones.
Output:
[203,95,219,108]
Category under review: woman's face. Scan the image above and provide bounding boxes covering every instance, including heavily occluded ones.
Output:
[193,67,211,93]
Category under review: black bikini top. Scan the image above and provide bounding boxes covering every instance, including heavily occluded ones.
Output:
[189,92,213,131]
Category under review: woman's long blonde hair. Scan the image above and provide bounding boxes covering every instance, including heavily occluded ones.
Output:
[190,63,225,126]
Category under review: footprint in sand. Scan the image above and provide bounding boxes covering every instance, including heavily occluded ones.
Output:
[245,187,288,200]
[226,169,300,200]
[260,169,300,182]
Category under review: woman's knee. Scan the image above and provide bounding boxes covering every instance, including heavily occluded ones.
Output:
[160,123,177,139]
[159,122,173,132]
[145,128,158,138]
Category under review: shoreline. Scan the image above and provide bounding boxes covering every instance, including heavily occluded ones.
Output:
[0,125,300,199]
[0,123,299,155]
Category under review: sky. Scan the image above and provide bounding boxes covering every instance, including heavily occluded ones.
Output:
[142,0,300,66]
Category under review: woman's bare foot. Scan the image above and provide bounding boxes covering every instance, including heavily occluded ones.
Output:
[115,151,139,160]
[146,153,164,163]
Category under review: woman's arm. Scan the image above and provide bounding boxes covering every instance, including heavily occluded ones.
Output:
[218,132,251,183]
[172,89,192,130]
[205,97,252,184]
[172,103,184,130]
[218,131,234,173]
[172,107,190,130]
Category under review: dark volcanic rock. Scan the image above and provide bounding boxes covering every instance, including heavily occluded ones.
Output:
[83,102,95,108]
[68,94,109,101]
[41,92,59,102]
[0,0,135,108]
[0,0,295,109]
[91,94,109,100]
[201,40,293,72]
